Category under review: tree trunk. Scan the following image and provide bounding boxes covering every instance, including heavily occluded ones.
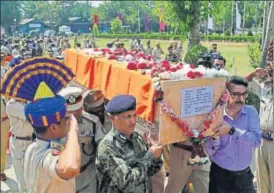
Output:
[187,1,201,51]
[262,1,268,48]
[260,1,274,68]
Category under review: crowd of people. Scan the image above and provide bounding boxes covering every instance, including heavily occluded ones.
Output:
[0,35,273,193]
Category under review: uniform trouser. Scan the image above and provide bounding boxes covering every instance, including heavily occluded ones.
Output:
[150,165,166,193]
[0,121,9,173]
[164,144,210,193]
[209,162,255,193]
[10,136,33,192]
[256,140,274,193]
[76,162,97,193]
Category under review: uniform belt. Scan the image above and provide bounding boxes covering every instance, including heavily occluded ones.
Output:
[12,134,33,141]
[173,143,193,152]
[262,130,274,142]
[1,116,8,122]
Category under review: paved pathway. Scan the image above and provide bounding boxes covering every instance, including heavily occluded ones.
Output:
[1,154,19,193]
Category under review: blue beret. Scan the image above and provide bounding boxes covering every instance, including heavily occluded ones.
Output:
[106,95,136,115]
[25,95,66,127]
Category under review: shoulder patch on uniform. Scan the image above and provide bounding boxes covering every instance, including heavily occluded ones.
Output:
[82,111,98,123]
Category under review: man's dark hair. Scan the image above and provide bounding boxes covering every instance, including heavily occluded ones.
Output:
[32,121,61,135]
[227,76,248,91]
[197,53,213,68]
[217,55,226,65]
[212,43,217,47]
[32,125,49,135]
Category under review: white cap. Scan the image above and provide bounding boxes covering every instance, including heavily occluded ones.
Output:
[58,87,83,112]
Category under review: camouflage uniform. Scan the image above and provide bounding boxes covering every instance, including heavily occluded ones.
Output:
[96,128,163,193]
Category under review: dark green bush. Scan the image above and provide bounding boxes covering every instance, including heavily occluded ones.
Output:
[184,45,208,65]
[84,33,260,43]
[245,90,260,112]
[247,43,261,68]
[247,30,253,36]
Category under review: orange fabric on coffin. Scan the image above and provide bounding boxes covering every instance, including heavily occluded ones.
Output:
[75,52,93,87]
[64,49,156,122]
[64,49,78,74]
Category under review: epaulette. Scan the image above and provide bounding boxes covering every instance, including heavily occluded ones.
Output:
[82,111,99,123]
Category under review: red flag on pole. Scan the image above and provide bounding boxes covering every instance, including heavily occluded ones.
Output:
[94,15,98,25]
[159,8,165,32]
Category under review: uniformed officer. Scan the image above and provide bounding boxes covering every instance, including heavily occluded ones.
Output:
[165,46,178,63]
[6,98,34,192]
[59,87,106,193]
[245,62,274,193]
[24,96,81,193]
[83,89,112,134]
[96,95,163,193]
[164,140,211,193]
[0,97,9,181]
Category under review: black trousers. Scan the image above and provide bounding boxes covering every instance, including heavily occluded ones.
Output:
[208,162,255,193]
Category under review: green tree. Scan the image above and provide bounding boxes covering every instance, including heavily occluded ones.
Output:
[21,1,92,27]
[0,1,22,30]
[91,1,156,32]
[166,1,202,50]
[110,18,123,34]
[21,1,62,26]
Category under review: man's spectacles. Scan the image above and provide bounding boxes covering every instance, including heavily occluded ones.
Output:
[230,92,247,97]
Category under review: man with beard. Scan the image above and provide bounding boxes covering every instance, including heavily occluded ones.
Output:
[59,87,107,193]
[244,62,273,193]
[205,76,262,193]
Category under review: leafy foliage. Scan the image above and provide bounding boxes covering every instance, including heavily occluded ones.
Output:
[0,1,21,29]
[247,43,261,68]
[245,90,260,112]
[184,45,208,65]
[110,18,123,34]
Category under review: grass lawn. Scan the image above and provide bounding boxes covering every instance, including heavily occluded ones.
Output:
[71,37,255,76]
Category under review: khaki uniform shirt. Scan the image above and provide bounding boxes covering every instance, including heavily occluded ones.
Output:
[145,46,153,56]
[260,86,273,131]
[6,99,33,137]
[24,139,75,193]
[96,128,163,193]
[76,112,106,192]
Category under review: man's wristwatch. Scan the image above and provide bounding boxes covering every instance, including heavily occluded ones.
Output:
[228,126,236,135]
